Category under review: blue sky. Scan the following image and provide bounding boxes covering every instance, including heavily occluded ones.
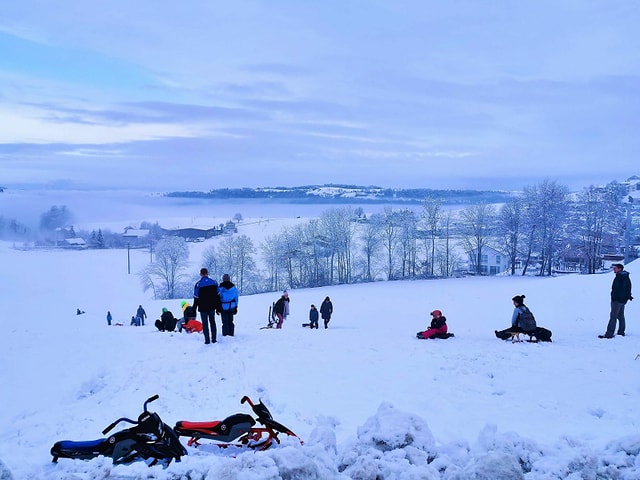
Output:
[1,0,639,191]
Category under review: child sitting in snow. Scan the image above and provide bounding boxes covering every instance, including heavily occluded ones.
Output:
[416,309,449,339]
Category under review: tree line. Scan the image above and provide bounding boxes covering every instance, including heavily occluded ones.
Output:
[139,180,637,299]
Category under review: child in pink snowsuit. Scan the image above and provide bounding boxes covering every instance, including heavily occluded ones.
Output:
[417,310,448,339]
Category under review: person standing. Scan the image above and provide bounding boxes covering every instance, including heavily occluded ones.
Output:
[106,311,112,326]
[599,263,633,339]
[136,305,147,326]
[193,268,220,344]
[320,296,333,329]
[218,274,239,336]
[273,291,290,329]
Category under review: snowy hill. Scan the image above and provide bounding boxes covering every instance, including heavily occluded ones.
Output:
[0,230,639,478]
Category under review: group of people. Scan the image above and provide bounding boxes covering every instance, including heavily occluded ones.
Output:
[128,305,147,326]
[417,263,633,342]
[193,269,239,344]
[152,269,239,345]
[308,296,333,329]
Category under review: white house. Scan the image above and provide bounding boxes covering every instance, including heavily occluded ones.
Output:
[468,246,507,275]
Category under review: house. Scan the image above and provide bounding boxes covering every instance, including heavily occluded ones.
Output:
[160,226,223,241]
[468,246,507,275]
[122,227,150,239]
[62,237,87,249]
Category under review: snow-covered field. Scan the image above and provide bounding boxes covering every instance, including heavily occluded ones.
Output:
[1,193,639,479]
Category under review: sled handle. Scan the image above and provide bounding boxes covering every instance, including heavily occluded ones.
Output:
[102,416,136,435]
[240,395,254,407]
[144,394,159,412]
[102,394,159,434]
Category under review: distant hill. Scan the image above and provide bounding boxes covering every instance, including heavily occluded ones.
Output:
[165,184,518,205]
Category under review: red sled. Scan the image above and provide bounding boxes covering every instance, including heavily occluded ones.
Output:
[174,396,301,450]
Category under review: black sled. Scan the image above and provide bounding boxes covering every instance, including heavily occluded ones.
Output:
[50,394,186,467]
[261,303,278,329]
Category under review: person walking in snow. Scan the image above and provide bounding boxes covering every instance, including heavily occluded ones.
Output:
[599,263,633,339]
[218,274,239,336]
[273,291,290,329]
[417,309,448,339]
[106,311,112,326]
[320,296,333,329]
[193,268,221,344]
[136,305,147,326]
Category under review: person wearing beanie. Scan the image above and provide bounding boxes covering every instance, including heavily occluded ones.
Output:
[273,290,290,329]
[416,309,448,339]
[599,263,633,338]
[218,273,239,336]
[156,307,177,332]
[176,300,197,333]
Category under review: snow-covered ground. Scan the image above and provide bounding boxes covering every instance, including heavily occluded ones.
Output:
[1,196,639,479]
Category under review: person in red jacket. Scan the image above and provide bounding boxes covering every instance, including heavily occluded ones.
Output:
[416,310,448,339]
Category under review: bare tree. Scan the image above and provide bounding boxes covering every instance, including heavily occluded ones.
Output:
[460,203,496,275]
[524,180,569,275]
[138,236,190,299]
[373,207,402,280]
[358,217,382,281]
[498,197,524,275]
[421,196,442,276]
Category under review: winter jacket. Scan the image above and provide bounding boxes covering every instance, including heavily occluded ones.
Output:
[274,296,290,316]
[309,308,319,323]
[512,305,537,332]
[136,306,147,320]
[218,281,239,311]
[193,276,220,312]
[182,303,197,320]
[161,310,177,331]
[611,270,633,304]
[320,300,333,320]
[430,315,447,329]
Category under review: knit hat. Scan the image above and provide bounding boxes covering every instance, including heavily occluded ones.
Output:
[180,300,187,308]
[162,307,168,313]
[430,309,442,316]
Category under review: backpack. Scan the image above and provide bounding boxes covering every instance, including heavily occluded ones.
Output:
[517,307,537,332]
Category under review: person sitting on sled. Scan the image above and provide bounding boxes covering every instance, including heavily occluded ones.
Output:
[417,309,448,339]
[177,300,197,332]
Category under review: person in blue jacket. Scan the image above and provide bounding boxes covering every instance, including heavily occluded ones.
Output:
[218,273,239,336]
[193,268,220,344]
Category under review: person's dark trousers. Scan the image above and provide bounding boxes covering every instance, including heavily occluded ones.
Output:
[200,310,217,343]
[606,301,626,337]
[221,310,235,336]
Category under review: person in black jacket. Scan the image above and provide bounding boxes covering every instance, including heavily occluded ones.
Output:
[155,307,177,332]
[320,296,333,329]
[273,291,290,329]
[600,263,633,338]
[193,268,221,344]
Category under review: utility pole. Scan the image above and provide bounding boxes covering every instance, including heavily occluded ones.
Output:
[625,196,633,265]
[127,242,131,274]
